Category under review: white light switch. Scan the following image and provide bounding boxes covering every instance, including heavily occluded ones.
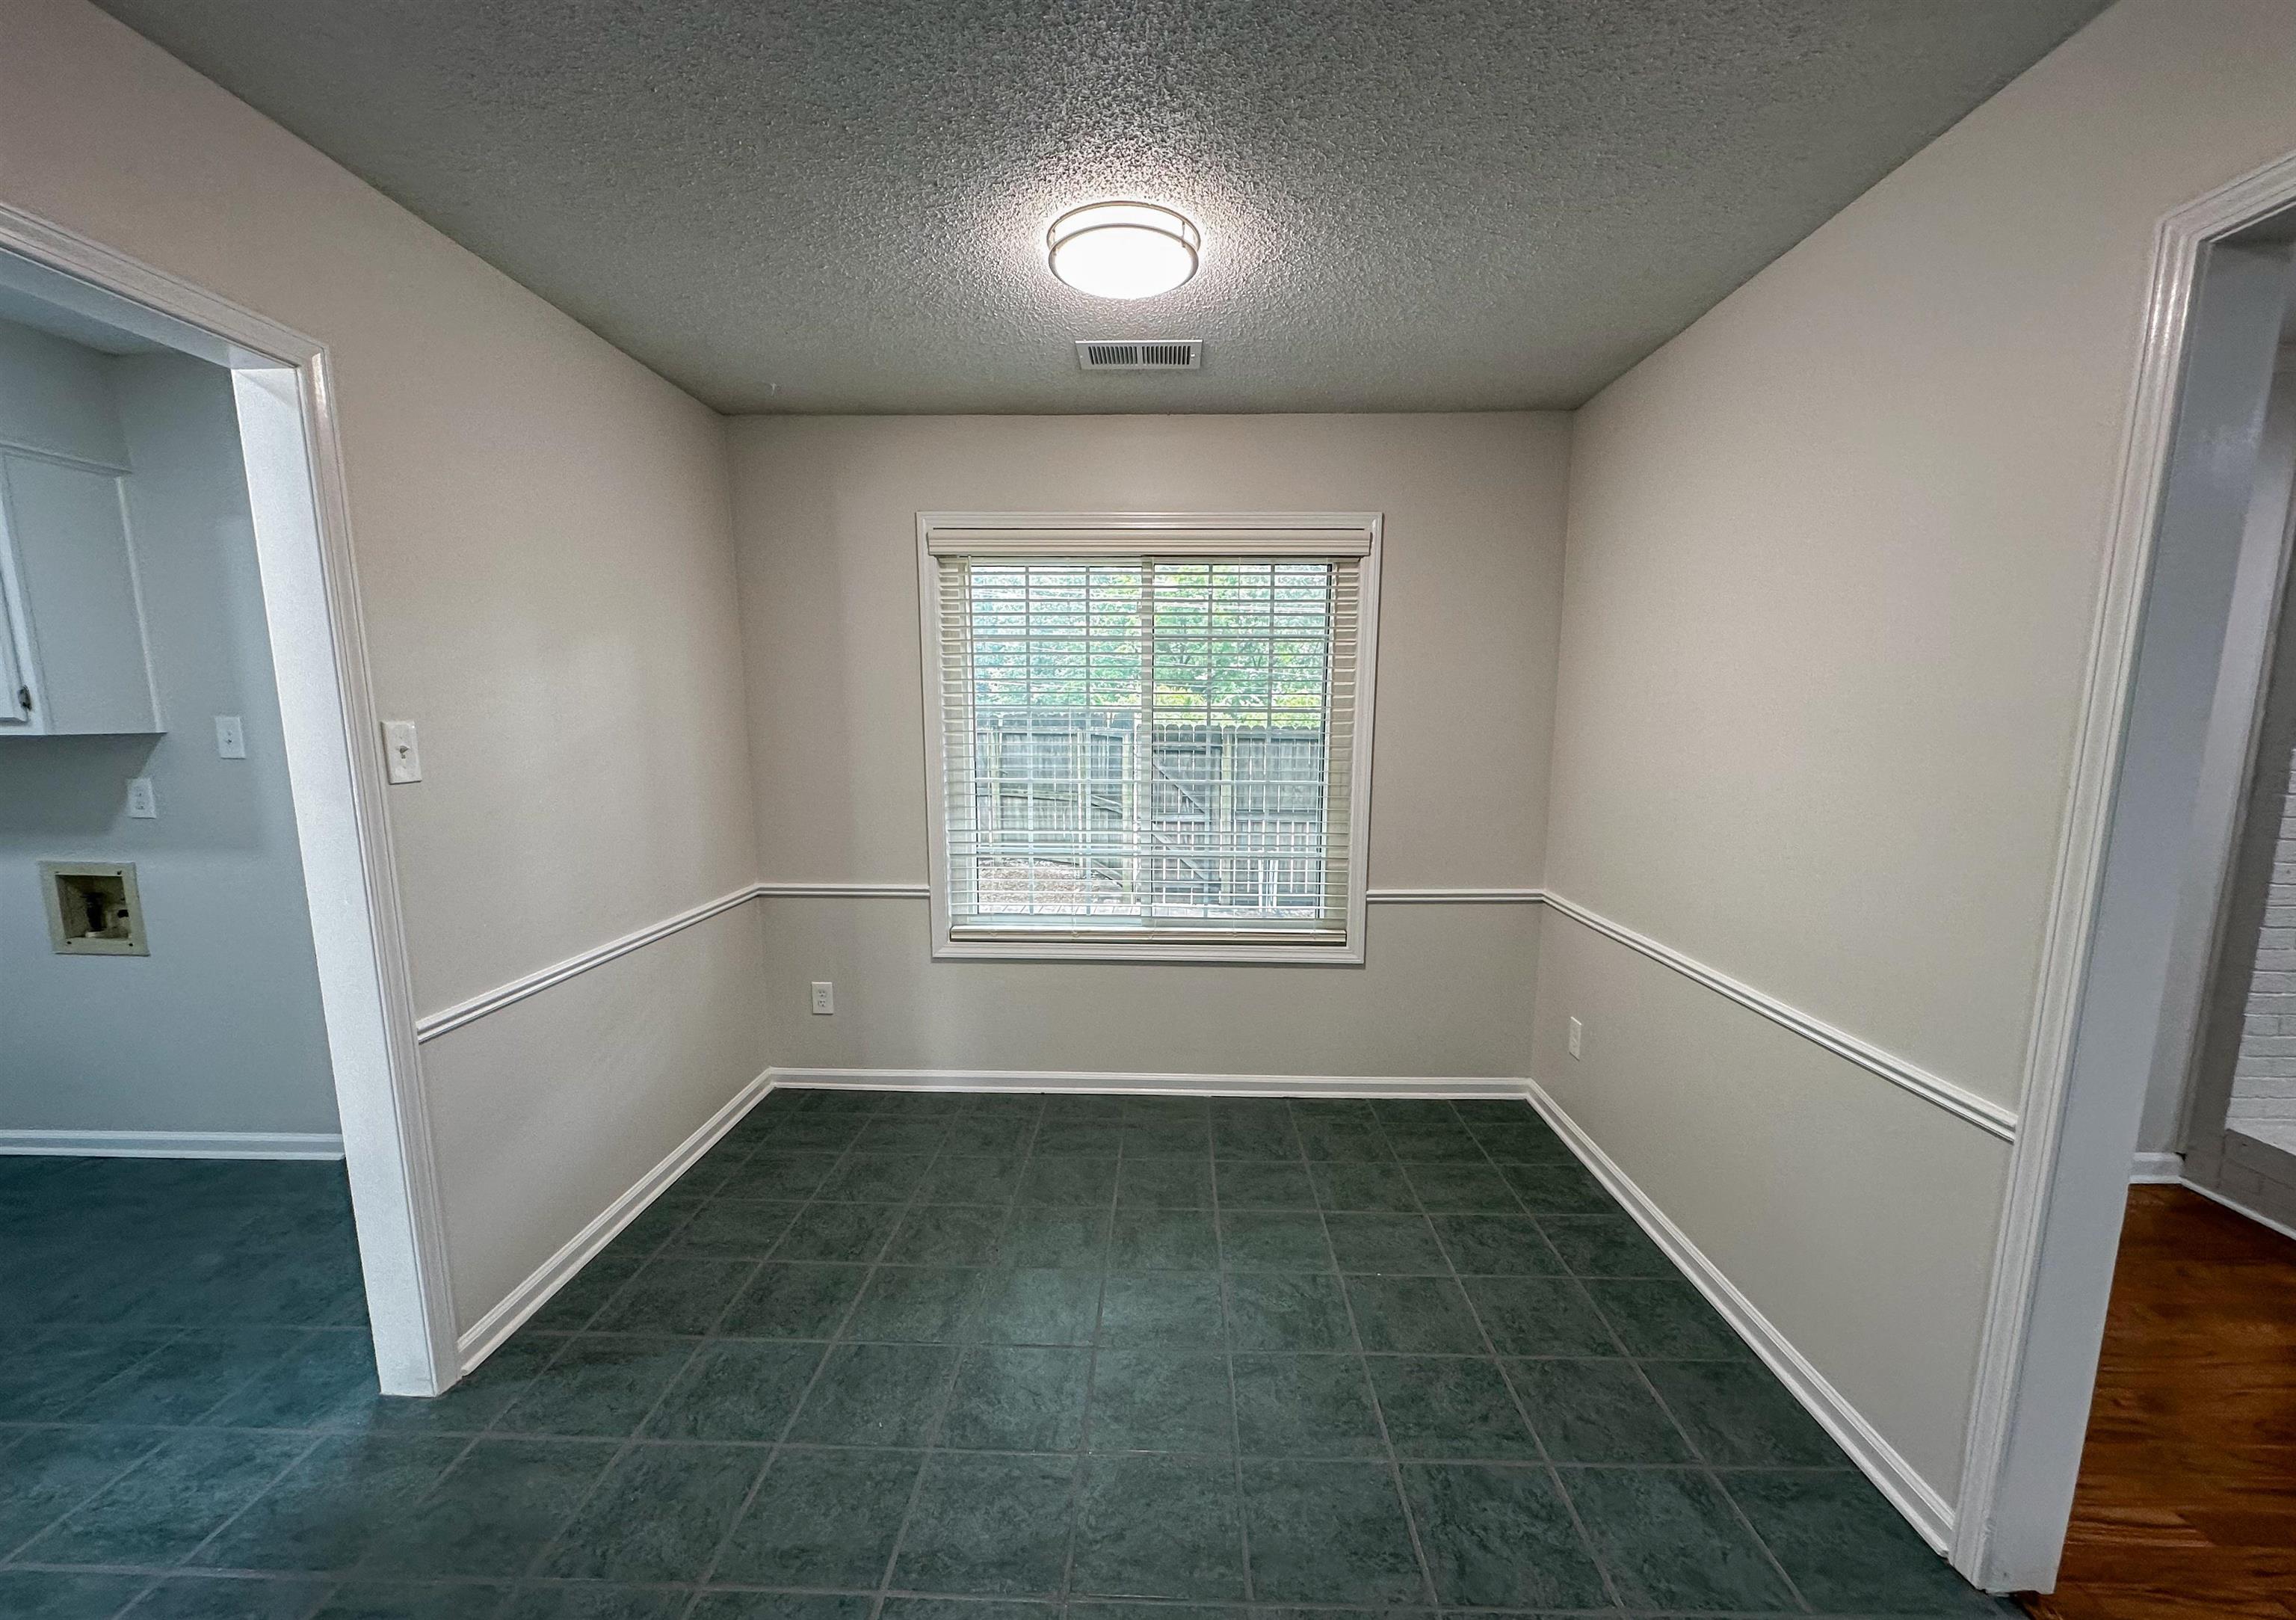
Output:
[214,715,246,758]
[810,981,835,1015]
[126,777,157,819]
[381,721,422,784]
[1567,1016,1584,1059]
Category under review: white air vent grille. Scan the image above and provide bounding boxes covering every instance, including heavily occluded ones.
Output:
[1076,339,1203,371]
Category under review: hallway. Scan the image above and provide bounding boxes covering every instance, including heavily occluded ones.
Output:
[2020,1186,2296,1619]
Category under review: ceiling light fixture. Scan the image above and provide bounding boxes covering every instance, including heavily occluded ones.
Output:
[1046,201,1200,300]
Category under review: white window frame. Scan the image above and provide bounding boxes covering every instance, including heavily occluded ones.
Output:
[917,511,1382,964]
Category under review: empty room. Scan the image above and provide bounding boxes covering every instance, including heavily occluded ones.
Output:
[2,1,2294,1619]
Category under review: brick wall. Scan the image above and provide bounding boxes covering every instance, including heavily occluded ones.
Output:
[2233,746,2296,1145]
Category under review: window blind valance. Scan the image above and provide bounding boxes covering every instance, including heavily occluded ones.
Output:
[921,512,1378,558]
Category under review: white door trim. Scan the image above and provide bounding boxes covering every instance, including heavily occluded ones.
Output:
[0,201,454,1396]
[1953,147,2296,1589]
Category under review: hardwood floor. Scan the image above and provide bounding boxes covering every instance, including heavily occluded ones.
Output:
[2020,1185,2296,1620]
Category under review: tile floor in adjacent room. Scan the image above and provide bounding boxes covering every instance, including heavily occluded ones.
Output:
[0,1092,2012,1619]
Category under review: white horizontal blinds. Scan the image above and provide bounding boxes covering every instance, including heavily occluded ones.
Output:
[939,552,1357,939]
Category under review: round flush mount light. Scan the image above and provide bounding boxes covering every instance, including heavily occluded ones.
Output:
[1046,201,1201,299]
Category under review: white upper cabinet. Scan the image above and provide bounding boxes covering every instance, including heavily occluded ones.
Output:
[0,450,161,735]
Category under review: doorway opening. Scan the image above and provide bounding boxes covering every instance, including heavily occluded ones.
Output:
[2173,317,2296,1225]
[0,205,450,1401]
[1954,154,2296,1598]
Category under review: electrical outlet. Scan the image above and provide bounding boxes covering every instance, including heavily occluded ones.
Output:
[1567,1016,1584,1059]
[126,777,157,819]
[810,981,835,1015]
[214,715,247,758]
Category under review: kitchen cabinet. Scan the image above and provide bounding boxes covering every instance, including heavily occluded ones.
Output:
[0,449,161,735]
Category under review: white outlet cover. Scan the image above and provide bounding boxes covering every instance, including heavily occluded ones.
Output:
[126,777,157,819]
[214,715,247,758]
[1567,1016,1584,1059]
[810,981,835,1014]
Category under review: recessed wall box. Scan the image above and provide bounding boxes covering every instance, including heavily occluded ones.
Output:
[41,860,147,955]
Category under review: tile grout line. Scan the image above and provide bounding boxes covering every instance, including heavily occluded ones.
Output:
[1427,1102,1629,1616]
[4,1100,1973,1620]
[458,1109,848,1617]
[1673,1385,1827,1616]
[16,1226,491,1609]
[161,1428,339,1585]
[34,1323,199,1439]
[1051,1100,1120,1611]
[864,1098,1041,1615]
[1294,1099,1443,1612]
[15,1568,1966,1620]
[485,1115,824,1605]
[0,1426,173,1568]
[1607,1331,1821,1616]
[334,1275,721,1604]
[102,1577,154,1620]
[1467,1111,1819,1617]
[679,1090,910,1620]
[503,1323,722,1601]
[1694,1467,1820,1616]
[0,1550,1994,1612]
[0,1433,1879,1467]
[1206,1108,1258,1607]
[526,1126,718,1337]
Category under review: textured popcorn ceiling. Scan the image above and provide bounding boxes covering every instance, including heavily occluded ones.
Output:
[93,0,2108,414]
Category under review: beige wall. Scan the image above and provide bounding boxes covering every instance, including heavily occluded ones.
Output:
[1542,0,2296,1519]
[762,896,1537,1079]
[428,902,765,1323]
[1530,918,2011,1499]
[1,0,763,1335]
[730,412,1567,1077]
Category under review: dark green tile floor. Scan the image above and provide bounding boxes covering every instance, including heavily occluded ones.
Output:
[0,1094,2015,1619]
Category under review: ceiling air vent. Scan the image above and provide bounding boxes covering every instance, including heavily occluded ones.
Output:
[1076,339,1203,372]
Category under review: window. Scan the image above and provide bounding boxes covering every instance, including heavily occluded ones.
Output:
[919,513,1380,962]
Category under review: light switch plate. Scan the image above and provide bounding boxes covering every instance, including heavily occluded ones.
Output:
[381,720,422,783]
[215,715,246,758]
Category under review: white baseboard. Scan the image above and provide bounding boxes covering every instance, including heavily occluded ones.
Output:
[0,1130,345,1160]
[2181,1175,2296,1242]
[451,1055,1954,1561]
[454,1072,771,1372]
[765,1067,1532,1099]
[1522,1075,1957,1553]
[2129,1151,2185,1184]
